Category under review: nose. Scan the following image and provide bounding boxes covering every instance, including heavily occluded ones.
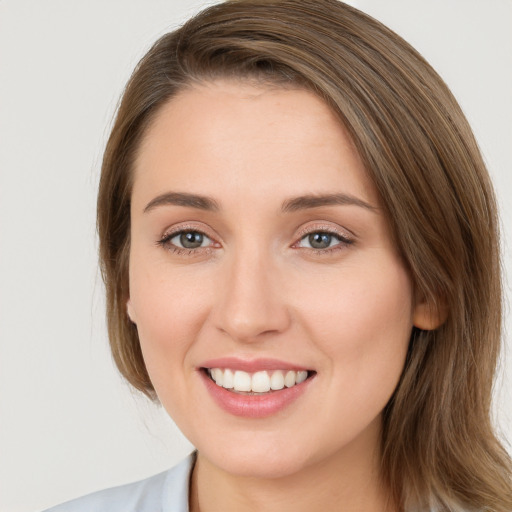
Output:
[212,248,291,342]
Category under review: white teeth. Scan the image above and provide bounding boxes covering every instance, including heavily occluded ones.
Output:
[222,369,234,389]
[284,370,296,388]
[296,370,308,384]
[252,371,271,393]
[270,370,285,390]
[211,368,223,386]
[233,371,252,392]
[208,368,309,393]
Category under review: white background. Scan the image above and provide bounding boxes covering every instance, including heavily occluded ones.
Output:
[0,1,510,511]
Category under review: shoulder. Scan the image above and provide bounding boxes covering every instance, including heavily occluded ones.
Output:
[42,452,196,512]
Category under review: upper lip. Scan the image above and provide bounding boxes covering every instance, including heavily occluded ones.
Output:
[199,357,312,373]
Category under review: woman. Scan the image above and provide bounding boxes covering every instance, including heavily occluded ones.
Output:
[45,0,512,510]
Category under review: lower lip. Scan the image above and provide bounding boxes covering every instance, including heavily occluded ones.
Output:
[200,370,313,418]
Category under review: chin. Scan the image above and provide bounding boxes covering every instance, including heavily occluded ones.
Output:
[196,436,321,479]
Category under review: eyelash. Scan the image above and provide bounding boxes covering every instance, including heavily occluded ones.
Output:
[156,226,354,256]
[293,229,354,254]
[157,226,218,256]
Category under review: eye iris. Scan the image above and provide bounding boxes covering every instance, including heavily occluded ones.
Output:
[180,231,204,248]
[309,232,332,249]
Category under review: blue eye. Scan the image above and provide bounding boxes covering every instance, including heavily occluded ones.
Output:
[165,230,212,249]
[297,231,351,250]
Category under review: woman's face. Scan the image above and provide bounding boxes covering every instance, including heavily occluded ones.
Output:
[128,80,423,478]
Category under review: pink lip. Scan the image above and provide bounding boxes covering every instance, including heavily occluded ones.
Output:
[199,357,310,372]
[198,362,314,419]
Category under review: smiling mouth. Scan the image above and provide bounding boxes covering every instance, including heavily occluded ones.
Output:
[203,368,314,394]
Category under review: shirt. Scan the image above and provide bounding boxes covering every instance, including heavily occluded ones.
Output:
[42,452,196,512]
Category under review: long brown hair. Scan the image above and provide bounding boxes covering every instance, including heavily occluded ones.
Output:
[97,1,512,509]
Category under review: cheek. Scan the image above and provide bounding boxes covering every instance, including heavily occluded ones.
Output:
[128,257,212,382]
[129,267,215,429]
[300,258,413,338]
[297,257,413,402]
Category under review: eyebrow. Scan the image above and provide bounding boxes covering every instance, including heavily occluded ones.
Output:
[143,192,220,213]
[281,193,378,213]
[143,191,377,214]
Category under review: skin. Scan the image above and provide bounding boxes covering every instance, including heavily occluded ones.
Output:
[127,80,435,512]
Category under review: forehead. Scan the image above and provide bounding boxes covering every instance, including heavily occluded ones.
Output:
[132,80,379,209]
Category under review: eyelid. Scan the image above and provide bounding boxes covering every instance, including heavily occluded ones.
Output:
[157,222,221,253]
[294,222,356,242]
[156,221,355,254]
[291,222,356,254]
[160,222,218,241]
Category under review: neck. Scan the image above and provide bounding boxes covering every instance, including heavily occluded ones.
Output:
[189,419,397,512]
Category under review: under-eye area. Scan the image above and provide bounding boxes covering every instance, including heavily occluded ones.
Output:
[202,368,316,394]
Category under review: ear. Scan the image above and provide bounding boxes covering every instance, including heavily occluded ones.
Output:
[126,299,137,324]
[413,297,448,331]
